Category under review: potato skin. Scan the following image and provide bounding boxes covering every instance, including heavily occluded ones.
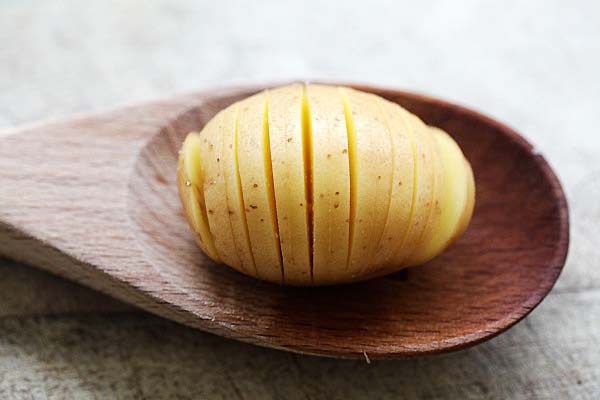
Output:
[177,84,475,285]
[176,156,215,260]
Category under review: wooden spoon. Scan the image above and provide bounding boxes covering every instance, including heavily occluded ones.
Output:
[0,83,569,359]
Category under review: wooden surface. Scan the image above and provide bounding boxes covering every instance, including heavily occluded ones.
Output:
[0,84,569,358]
[1,0,599,398]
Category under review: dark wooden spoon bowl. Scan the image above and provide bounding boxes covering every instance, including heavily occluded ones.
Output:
[0,83,569,359]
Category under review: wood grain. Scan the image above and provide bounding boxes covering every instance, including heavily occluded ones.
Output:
[0,83,569,359]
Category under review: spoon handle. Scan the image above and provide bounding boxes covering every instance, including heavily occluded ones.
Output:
[0,94,205,308]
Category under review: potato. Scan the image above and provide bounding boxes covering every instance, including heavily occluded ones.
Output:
[200,110,242,271]
[370,99,414,271]
[307,85,351,284]
[177,133,220,261]
[383,108,437,270]
[177,84,475,285]
[221,105,256,276]
[339,88,394,279]
[267,84,312,284]
[236,92,283,282]
[402,122,445,267]
[405,128,470,265]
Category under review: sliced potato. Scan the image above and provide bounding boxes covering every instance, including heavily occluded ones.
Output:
[177,157,208,255]
[403,122,445,266]
[221,105,256,276]
[178,133,220,261]
[340,87,393,276]
[407,128,469,264]
[177,84,475,285]
[236,92,283,283]
[267,84,312,284]
[370,97,415,270]
[386,106,435,267]
[201,108,247,273]
[307,84,351,284]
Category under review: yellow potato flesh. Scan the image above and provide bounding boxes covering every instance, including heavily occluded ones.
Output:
[178,133,220,261]
[177,84,475,285]
[340,88,394,277]
[407,128,469,265]
[308,84,350,284]
[236,92,283,283]
[267,84,312,284]
[201,108,248,274]
[386,108,436,267]
[370,98,415,270]
[402,121,445,266]
[221,105,257,276]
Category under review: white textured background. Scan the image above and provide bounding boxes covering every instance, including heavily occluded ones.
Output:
[1,0,599,398]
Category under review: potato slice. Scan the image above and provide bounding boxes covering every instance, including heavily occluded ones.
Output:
[201,108,248,273]
[221,105,256,276]
[340,88,393,276]
[267,84,312,284]
[403,122,445,266]
[177,133,220,261]
[370,97,416,270]
[237,92,283,283]
[307,84,351,284]
[407,128,469,264]
[386,106,435,266]
[177,157,209,257]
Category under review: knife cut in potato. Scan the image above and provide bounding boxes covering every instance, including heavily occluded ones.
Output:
[267,84,312,284]
[236,92,283,283]
[177,84,475,285]
[307,84,351,284]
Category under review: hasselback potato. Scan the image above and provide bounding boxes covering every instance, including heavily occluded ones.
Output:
[177,84,475,285]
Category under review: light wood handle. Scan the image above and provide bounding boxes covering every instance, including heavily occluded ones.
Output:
[0,93,210,318]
